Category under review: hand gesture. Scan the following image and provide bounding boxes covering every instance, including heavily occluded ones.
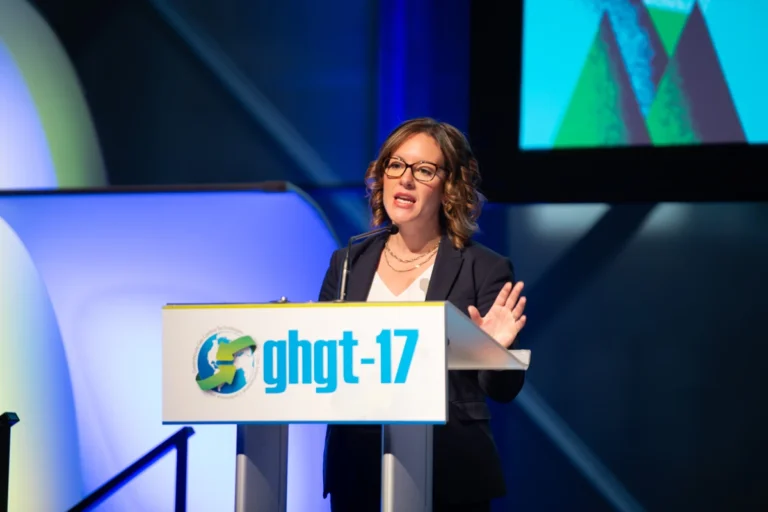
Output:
[468,281,527,349]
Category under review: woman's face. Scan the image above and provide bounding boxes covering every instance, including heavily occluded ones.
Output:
[382,133,445,233]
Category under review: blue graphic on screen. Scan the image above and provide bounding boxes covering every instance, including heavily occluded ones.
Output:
[520,0,768,149]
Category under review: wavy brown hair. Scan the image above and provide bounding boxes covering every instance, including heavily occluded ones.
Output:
[364,117,485,249]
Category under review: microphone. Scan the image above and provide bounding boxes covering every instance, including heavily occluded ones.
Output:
[338,224,399,301]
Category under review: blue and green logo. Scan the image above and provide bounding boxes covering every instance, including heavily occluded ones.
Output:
[194,328,258,396]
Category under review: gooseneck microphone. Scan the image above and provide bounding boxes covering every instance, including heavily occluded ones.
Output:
[337,223,399,301]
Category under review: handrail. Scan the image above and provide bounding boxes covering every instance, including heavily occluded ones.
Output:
[1,412,20,512]
[68,426,195,512]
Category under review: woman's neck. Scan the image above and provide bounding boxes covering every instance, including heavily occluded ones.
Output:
[389,222,442,254]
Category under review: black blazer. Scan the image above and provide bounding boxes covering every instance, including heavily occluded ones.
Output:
[318,232,525,505]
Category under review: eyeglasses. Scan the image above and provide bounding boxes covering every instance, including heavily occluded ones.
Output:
[384,157,444,183]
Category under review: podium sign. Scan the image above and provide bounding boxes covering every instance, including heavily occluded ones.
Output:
[163,302,448,425]
[162,301,529,512]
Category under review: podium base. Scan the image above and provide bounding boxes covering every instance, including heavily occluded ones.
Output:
[235,425,288,512]
[382,424,433,512]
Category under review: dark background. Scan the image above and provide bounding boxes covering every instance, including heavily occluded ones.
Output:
[467,2,765,203]
[27,0,768,510]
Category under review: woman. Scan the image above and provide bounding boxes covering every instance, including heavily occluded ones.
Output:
[317,118,527,511]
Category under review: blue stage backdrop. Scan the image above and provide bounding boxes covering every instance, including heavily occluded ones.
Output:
[0,186,337,512]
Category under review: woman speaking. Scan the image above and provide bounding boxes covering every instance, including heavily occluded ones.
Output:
[318,118,528,512]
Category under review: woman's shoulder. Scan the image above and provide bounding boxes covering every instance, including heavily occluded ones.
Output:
[327,232,387,263]
[461,239,510,266]
[460,239,516,285]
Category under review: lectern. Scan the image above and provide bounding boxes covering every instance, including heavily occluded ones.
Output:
[162,301,530,511]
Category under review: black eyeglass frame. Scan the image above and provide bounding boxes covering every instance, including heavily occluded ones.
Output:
[382,156,447,183]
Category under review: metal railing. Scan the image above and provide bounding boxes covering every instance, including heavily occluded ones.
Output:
[68,426,195,512]
[1,412,19,512]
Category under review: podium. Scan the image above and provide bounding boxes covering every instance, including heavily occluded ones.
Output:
[162,301,530,511]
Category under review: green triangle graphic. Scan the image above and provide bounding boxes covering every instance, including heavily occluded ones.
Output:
[554,17,647,148]
[647,7,688,56]
[645,60,700,145]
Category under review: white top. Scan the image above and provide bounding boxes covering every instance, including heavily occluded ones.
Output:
[366,265,434,302]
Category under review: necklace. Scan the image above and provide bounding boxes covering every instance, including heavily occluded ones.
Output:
[385,238,440,264]
[383,246,437,273]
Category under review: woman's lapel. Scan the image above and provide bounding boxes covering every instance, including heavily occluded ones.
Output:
[425,236,463,301]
